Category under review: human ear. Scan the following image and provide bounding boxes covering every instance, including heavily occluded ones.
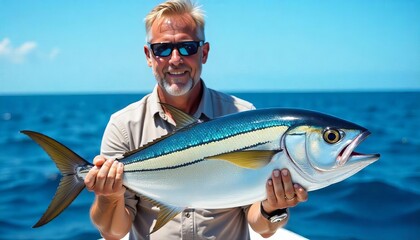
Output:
[144,45,152,67]
[201,42,210,64]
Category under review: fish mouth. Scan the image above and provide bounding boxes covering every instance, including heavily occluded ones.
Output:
[337,131,380,166]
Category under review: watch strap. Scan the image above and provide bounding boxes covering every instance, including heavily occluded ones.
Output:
[260,202,288,223]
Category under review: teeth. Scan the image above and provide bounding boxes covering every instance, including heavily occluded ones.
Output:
[169,71,185,75]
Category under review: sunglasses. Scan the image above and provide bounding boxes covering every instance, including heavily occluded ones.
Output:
[148,41,205,57]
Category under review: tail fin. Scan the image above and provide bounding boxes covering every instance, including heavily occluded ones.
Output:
[21,130,93,228]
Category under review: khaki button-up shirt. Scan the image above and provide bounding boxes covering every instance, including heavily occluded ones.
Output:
[101,82,255,240]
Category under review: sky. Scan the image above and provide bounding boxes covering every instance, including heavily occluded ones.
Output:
[1,0,419,94]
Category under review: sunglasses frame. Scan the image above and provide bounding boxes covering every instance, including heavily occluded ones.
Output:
[148,40,205,57]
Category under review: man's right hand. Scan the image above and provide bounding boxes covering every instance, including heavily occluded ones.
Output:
[86,156,131,238]
[84,155,125,197]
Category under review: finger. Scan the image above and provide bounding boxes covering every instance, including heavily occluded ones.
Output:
[104,160,118,192]
[114,162,124,190]
[84,166,100,191]
[265,179,277,207]
[281,169,296,200]
[272,169,286,202]
[95,159,114,192]
[93,155,107,167]
[294,184,308,202]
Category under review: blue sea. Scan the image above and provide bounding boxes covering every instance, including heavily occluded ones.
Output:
[0,92,419,240]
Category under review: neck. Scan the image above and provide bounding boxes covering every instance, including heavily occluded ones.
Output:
[158,80,203,115]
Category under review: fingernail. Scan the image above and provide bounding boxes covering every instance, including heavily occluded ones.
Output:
[268,179,273,186]
[282,169,288,177]
[118,162,124,168]
[274,170,280,177]
[294,184,303,192]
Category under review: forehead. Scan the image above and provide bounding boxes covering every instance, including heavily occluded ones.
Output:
[149,14,199,41]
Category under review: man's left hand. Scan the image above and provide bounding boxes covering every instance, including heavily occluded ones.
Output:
[262,169,308,213]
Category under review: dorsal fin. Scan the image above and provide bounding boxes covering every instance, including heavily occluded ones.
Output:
[122,103,200,158]
[160,103,200,130]
[122,135,171,158]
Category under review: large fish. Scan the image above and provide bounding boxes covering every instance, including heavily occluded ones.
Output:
[22,104,379,233]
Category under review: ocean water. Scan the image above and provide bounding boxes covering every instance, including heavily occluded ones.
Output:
[0,92,419,240]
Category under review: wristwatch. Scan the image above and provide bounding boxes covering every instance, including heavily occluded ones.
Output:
[260,202,288,223]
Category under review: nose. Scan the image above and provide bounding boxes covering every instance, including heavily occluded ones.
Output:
[168,48,182,65]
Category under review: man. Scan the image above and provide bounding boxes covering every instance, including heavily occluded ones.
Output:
[84,0,308,239]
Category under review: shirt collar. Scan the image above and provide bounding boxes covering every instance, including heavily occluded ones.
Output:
[149,85,165,120]
[150,80,214,122]
[194,80,214,120]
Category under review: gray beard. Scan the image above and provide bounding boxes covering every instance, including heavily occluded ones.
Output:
[159,78,194,97]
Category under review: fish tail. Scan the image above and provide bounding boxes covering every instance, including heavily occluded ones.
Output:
[20,130,93,228]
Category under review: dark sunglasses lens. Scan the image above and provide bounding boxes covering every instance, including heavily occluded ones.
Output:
[178,42,199,56]
[151,42,201,57]
[152,43,172,57]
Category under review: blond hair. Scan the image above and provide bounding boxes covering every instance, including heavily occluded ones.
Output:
[145,0,205,41]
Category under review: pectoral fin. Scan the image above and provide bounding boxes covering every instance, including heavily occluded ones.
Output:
[205,150,280,169]
[142,196,184,234]
[152,205,184,234]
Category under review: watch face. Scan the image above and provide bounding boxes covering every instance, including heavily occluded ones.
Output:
[270,213,288,223]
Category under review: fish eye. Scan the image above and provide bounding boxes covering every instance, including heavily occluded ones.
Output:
[323,129,342,144]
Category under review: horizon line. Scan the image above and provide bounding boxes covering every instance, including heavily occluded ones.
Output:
[1,89,419,97]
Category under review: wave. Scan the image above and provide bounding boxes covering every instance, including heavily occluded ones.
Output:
[315,180,420,217]
[289,180,420,239]
[0,220,23,234]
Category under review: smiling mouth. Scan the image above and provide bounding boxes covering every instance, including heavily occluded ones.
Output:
[168,71,187,76]
[337,131,380,166]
